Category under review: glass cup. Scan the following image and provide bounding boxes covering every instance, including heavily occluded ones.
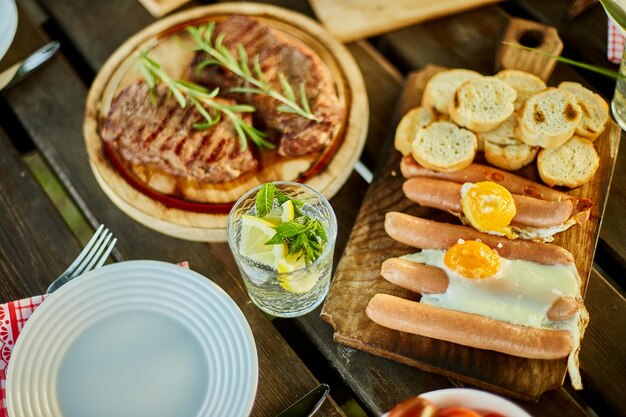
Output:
[227,182,337,317]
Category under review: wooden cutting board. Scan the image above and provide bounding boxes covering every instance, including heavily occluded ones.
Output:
[320,20,621,400]
[309,0,503,42]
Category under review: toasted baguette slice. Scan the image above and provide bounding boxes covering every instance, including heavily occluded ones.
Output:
[484,140,538,171]
[395,106,436,156]
[537,136,599,188]
[422,69,482,114]
[558,81,609,141]
[448,76,517,132]
[496,69,547,110]
[411,121,477,172]
[478,114,518,146]
[516,88,582,149]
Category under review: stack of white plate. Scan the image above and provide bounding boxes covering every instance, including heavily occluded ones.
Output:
[0,0,18,61]
[6,261,258,417]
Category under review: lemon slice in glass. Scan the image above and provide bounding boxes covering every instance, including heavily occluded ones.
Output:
[262,200,295,226]
[262,207,282,226]
[280,200,295,222]
[240,215,286,268]
[278,254,316,294]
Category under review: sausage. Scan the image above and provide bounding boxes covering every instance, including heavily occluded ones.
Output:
[403,178,574,228]
[512,194,573,228]
[381,258,580,321]
[385,212,575,265]
[388,397,437,417]
[547,296,580,322]
[366,293,573,359]
[400,155,569,202]
[381,258,449,294]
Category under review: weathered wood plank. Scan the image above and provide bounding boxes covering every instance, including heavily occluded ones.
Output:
[579,268,626,415]
[0,128,81,301]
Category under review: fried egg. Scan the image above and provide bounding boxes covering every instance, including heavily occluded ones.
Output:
[401,239,588,388]
[402,240,580,328]
[460,182,517,239]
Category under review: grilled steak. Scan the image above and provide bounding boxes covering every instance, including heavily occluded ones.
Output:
[189,15,342,157]
[102,81,258,184]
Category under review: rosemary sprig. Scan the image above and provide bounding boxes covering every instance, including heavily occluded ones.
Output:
[185,23,322,123]
[136,52,274,150]
[502,42,624,80]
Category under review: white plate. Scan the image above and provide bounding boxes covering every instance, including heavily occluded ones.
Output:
[0,0,18,61]
[7,260,258,417]
[382,388,532,417]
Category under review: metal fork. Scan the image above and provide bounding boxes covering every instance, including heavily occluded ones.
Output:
[46,225,117,293]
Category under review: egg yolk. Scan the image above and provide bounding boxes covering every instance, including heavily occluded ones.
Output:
[443,240,501,279]
[461,181,517,238]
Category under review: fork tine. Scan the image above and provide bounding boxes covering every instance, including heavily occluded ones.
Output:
[61,224,104,276]
[77,233,113,276]
[95,238,117,269]
[69,229,111,278]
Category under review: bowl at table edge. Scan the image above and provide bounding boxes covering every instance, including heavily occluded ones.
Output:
[381,388,533,417]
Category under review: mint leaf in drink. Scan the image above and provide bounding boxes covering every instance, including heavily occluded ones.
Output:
[276,191,290,205]
[255,183,275,218]
[274,221,307,238]
[265,215,327,264]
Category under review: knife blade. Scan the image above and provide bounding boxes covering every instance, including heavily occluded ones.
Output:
[275,383,330,417]
[0,41,60,92]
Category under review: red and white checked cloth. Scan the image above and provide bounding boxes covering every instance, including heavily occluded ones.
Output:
[609,18,626,64]
[0,261,189,417]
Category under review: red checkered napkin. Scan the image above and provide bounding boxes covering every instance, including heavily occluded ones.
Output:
[0,296,46,416]
[0,261,190,417]
[609,18,625,64]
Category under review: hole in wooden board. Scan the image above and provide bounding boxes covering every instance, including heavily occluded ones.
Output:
[517,30,545,48]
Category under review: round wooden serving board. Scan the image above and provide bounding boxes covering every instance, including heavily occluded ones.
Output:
[84,3,368,241]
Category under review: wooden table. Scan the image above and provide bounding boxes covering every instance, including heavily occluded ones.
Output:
[0,1,623,416]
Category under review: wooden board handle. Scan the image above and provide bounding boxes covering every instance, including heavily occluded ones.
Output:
[495,18,563,81]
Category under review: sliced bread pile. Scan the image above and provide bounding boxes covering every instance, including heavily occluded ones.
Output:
[394,68,609,188]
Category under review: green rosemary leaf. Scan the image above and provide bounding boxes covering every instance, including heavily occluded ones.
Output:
[253,54,268,85]
[256,183,276,218]
[276,105,300,114]
[227,104,257,113]
[299,82,312,115]
[177,80,211,93]
[233,122,248,151]
[229,86,266,95]
[278,72,296,102]
[237,44,251,76]
[194,59,221,74]
[242,123,275,149]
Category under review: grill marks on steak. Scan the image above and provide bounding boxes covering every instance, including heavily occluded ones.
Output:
[102,81,257,183]
[189,15,342,157]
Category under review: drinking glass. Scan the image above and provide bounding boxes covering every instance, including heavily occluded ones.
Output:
[605,0,626,128]
[612,46,626,130]
[227,182,337,317]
